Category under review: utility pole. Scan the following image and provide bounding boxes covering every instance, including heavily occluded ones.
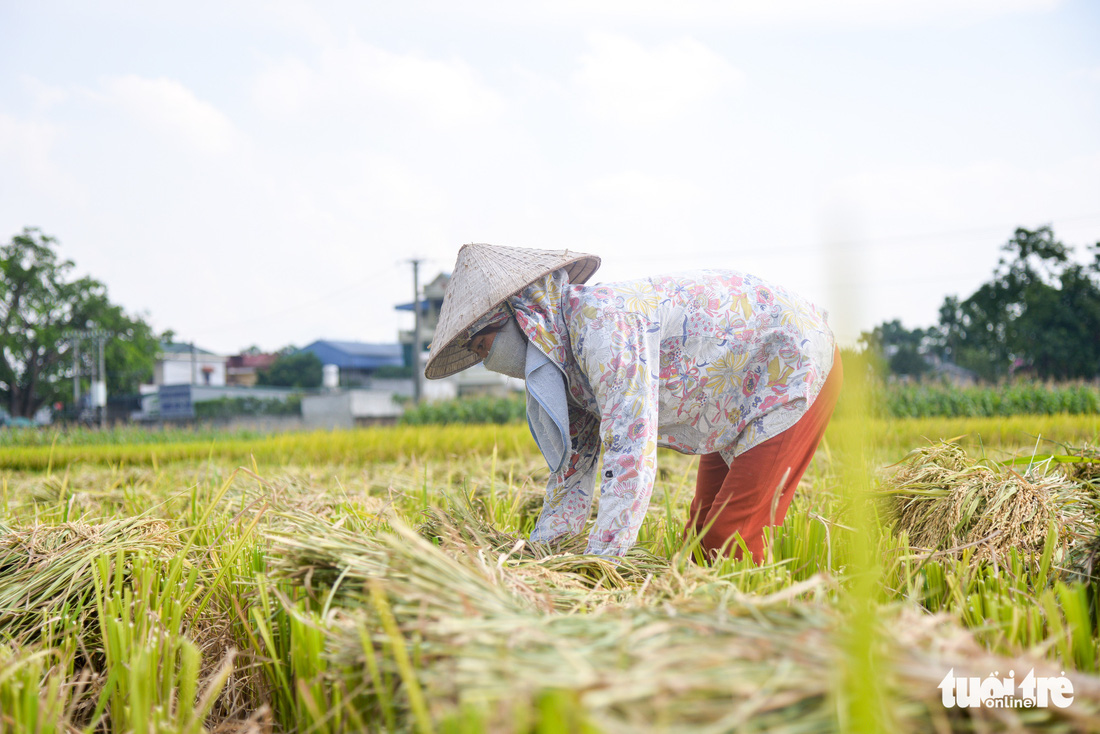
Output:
[71,337,80,411]
[63,328,109,427]
[97,334,107,429]
[410,258,424,404]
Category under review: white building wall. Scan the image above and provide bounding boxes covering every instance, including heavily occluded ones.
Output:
[159,356,228,386]
[301,389,404,429]
[301,392,354,429]
[423,377,458,402]
[349,390,402,419]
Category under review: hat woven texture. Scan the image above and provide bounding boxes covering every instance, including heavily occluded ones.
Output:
[424,243,600,379]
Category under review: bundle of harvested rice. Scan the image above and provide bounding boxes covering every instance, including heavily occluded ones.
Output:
[879,442,1096,565]
[267,508,648,617]
[1065,444,1100,484]
[0,517,179,641]
[267,511,1100,732]
[419,503,666,577]
[265,512,531,616]
[0,517,264,732]
[11,466,159,513]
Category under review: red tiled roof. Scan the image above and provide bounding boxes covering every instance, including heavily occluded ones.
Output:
[228,354,279,369]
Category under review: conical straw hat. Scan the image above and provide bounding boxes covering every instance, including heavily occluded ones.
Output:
[424,243,600,379]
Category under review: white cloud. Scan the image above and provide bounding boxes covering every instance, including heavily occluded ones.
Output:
[1073,66,1100,83]
[817,154,1100,341]
[530,0,1061,29]
[0,113,83,204]
[573,33,743,126]
[3,0,1090,355]
[98,75,237,154]
[583,169,709,211]
[19,75,69,109]
[827,156,1100,228]
[0,114,55,178]
[253,39,505,128]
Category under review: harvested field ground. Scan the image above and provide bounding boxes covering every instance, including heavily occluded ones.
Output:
[1,412,1099,732]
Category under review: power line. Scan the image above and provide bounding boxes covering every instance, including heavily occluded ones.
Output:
[825,271,989,289]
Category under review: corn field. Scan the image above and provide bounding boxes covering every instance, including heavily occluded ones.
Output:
[398,383,1100,425]
[1,406,1099,731]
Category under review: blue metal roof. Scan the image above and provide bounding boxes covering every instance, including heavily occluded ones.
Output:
[394,298,432,312]
[298,340,404,370]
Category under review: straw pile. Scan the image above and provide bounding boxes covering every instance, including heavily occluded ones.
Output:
[0,517,179,641]
[1066,444,1100,484]
[0,516,270,730]
[878,442,1096,565]
[418,502,668,589]
[265,507,1100,732]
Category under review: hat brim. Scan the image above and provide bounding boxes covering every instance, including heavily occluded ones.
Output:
[424,253,600,379]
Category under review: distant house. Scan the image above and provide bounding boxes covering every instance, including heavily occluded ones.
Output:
[226,352,279,387]
[394,272,524,399]
[455,363,525,397]
[930,358,979,386]
[296,340,404,386]
[140,383,306,421]
[301,389,405,429]
[153,342,228,386]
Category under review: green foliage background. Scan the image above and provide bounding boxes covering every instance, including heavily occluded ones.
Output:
[881,382,1100,418]
[866,226,1100,382]
[193,395,303,419]
[398,381,1100,426]
[0,228,159,417]
[256,351,323,388]
[400,394,527,425]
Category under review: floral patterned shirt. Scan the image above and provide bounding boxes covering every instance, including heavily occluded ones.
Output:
[510,269,836,557]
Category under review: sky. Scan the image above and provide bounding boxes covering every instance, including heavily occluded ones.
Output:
[2,0,1098,354]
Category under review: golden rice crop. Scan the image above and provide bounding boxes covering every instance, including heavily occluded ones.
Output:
[879,441,1098,567]
[3,418,1100,731]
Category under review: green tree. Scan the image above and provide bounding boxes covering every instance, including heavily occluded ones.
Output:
[256,349,322,388]
[937,226,1100,381]
[0,228,159,417]
[860,319,932,378]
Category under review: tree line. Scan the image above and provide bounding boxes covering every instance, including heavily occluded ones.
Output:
[4,225,1098,421]
[0,228,324,419]
[862,226,1100,382]
[0,229,158,419]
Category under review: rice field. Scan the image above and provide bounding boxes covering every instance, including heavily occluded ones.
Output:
[1,409,1099,732]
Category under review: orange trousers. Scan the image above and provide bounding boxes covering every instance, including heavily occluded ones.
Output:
[686,349,843,563]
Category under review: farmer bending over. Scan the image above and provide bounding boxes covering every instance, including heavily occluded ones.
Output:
[424,244,841,562]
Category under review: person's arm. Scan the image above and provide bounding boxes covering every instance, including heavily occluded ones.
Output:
[577,311,661,557]
[529,407,601,542]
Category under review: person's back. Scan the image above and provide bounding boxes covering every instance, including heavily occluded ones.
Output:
[562,269,835,462]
